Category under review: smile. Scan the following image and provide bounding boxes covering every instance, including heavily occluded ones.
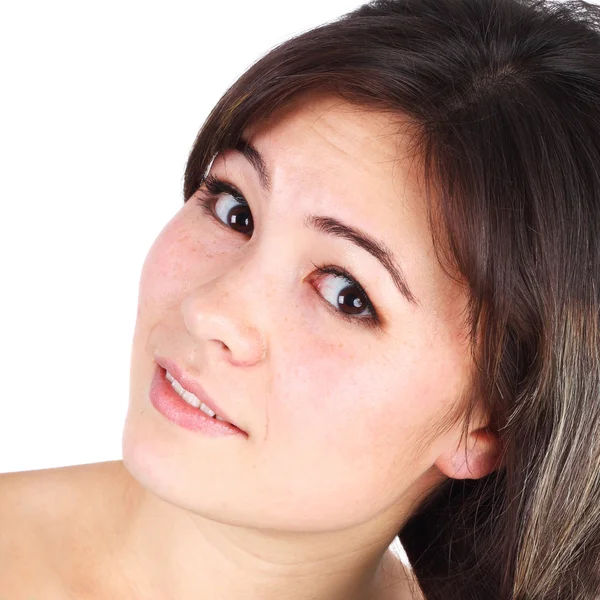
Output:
[166,370,228,422]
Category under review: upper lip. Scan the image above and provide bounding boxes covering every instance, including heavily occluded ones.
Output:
[155,355,243,432]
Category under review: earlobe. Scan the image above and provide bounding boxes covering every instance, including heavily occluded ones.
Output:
[435,427,502,480]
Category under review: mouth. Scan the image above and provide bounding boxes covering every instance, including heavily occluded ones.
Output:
[165,369,229,422]
[150,360,247,437]
[154,355,242,429]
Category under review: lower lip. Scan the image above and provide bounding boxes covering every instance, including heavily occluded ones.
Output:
[149,362,246,437]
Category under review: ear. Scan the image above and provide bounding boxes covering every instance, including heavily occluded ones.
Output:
[434,426,502,480]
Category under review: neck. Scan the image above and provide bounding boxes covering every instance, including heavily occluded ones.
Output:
[98,462,416,600]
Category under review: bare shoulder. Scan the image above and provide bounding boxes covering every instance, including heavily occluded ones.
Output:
[0,460,128,597]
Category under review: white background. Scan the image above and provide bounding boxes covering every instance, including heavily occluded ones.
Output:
[0,0,367,474]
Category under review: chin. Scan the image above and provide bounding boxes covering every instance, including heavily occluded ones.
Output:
[120,403,256,526]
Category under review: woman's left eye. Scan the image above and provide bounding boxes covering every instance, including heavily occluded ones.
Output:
[311,264,379,328]
[195,174,380,329]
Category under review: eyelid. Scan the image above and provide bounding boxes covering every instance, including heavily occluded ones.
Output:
[203,174,247,204]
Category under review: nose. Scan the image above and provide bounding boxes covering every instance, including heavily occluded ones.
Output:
[181,259,268,368]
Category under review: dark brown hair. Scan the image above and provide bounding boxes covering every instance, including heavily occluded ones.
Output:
[182,0,600,597]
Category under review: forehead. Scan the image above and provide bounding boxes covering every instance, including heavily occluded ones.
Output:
[247,94,415,179]
[241,94,428,241]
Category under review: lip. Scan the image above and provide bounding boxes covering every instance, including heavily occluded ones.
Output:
[154,356,244,433]
[149,363,246,437]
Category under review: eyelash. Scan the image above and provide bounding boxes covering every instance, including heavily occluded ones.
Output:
[195,174,381,329]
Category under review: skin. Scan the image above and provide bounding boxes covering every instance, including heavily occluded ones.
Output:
[0,93,500,600]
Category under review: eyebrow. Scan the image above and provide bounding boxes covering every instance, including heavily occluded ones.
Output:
[232,138,420,307]
[235,138,272,194]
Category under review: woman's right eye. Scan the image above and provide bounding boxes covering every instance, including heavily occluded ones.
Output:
[196,174,254,236]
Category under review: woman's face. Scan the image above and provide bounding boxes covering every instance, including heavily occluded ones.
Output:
[123,94,476,533]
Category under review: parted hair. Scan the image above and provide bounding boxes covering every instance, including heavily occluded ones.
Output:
[182,0,600,597]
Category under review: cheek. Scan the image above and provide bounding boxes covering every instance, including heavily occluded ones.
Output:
[265,320,468,477]
[137,211,225,311]
[247,329,464,525]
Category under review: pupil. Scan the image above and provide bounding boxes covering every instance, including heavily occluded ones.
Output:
[338,287,365,315]
[229,206,253,235]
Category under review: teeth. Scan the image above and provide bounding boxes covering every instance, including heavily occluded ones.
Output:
[181,389,201,409]
[166,369,222,421]
[199,403,216,418]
